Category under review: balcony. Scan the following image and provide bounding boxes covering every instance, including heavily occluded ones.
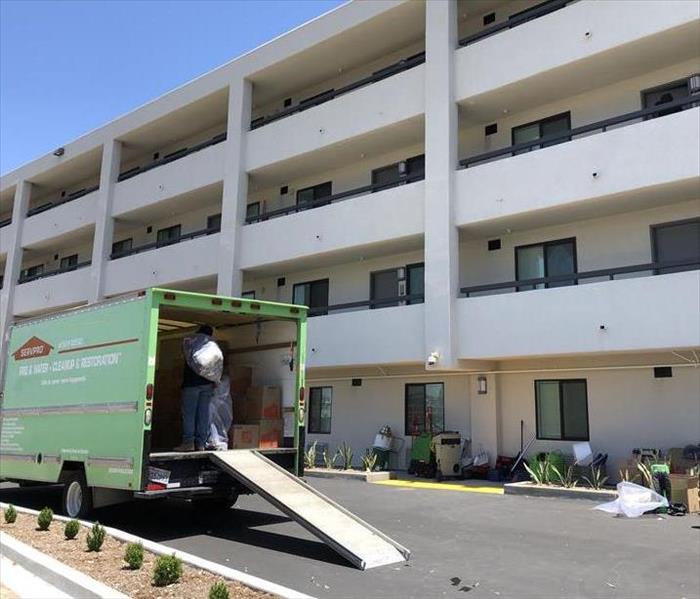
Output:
[239,179,425,271]
[246,65,425,171]
[456,102,700,226]
[250,51,425,130]
[307,303,425,368]
[103,231,220,296]
[457,263,700,359]
[26,185,99,217]
[0,217,12,228]
[18,259,91,285]
[110,224,220,260]
[13,265,91,315]
[455,0,700,104]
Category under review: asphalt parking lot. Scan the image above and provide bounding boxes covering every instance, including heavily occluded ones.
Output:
[1,478,698,599]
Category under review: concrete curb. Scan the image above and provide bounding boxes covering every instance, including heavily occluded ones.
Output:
[504,481,617,501]
[305,468,393,482]
[1,502,314,599]
[0,531,127,599]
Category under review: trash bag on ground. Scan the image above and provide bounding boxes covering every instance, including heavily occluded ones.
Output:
[208,375,233,450]
[182,333,223,383]
[594,481,668,518]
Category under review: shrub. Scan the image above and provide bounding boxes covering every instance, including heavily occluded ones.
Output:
[4,505,17,524]
[86,522,106,552]
[208,581,230,599]
[337,442,354,470]
[64,519,80,540]
[37,507,53,531]
[124,542,144,570]
[152,554,182,587]
[303,441,318,469]
[524,456,551,485]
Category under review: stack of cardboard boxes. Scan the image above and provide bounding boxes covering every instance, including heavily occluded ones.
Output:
[668,447,699,514]
[228,365,283,449]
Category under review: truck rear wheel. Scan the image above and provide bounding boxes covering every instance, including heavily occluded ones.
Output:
[62,472,93,519]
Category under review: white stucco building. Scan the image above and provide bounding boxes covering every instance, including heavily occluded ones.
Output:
[1,0,699,473]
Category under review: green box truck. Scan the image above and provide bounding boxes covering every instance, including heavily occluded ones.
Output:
[0,287,410,569]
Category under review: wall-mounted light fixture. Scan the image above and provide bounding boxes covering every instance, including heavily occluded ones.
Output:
[477,376,488,395]
[53,147,65,157]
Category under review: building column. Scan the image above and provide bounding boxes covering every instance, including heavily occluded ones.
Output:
[469,373,501,466]
[423,0,459,369]
[217,78,252,297]
[0,180,32,372]
[88,139,122,303]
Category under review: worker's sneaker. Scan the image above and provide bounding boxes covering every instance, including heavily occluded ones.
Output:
[173,441,195,452]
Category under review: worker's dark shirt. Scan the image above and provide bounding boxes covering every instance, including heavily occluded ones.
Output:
[182,362,212,388]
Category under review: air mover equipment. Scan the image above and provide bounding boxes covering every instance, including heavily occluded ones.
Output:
[432,432,462,481]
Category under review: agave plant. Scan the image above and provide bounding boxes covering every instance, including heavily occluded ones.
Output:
[618,467,640,484]
[551,464,579,489]
[636,462,654,489]
[322,449,338,469]
[303,441,318,469]
[361,449,378,472]
[582,466,609,490]
[524,455,551,485]
[337,442,354,470]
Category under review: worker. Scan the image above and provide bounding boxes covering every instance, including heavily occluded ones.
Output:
[174,325,218,451]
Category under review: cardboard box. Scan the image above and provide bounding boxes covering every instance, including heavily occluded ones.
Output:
[668,448,699,475]
[230,425,260,449]
[245,386,281,421]
[670,487,700,513]
[229,365,252,395]
[256,419,284,449]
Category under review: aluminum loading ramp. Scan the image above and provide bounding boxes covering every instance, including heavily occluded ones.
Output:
[209,450,410,570]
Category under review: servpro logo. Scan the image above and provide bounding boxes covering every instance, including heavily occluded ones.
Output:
[13,336,54,361]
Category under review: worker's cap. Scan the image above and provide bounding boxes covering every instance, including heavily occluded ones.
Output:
[197,325,214,336]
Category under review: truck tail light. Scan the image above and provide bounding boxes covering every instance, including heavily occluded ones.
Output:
[299,387,305,407]
[146,383,154,399]
[144,408,152,426]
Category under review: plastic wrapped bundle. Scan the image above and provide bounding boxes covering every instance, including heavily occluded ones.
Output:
[208,375,233,450]
[182,334,223,383]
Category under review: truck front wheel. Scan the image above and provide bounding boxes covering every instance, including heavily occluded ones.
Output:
[62,472,93,518]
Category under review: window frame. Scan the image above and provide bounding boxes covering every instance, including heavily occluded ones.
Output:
[514,237,578,290]
[535,379,589,442]
[156,224,181,247]
[640,77,690,120]
[292,278,329,316]
[511,111,571,152]
[296,181,332,210]
[246,202,260,221]
[59,254,79,270]
[207,213,222,231]
[406,262,425,305]
[404,382,445,436]
[650,216,700,274]
[308,386,332,434]
[111,238,133,256]
[241,290,256,299]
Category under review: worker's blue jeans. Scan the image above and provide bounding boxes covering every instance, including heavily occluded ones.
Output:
[181,383,214,448]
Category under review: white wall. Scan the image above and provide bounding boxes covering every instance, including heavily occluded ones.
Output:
[493,366,700,478]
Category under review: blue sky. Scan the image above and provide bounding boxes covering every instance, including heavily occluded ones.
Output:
[0,0,344,175]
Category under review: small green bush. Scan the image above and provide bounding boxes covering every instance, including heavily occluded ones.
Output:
[4,504,17,524]
[64,519,80,540]
[208,581,230,599]
[152,554,182,587]
[37,507,53,531]
[86,522,106,552]
[124,542,144,570]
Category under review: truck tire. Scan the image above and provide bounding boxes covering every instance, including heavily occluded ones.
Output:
[62,472,93,519]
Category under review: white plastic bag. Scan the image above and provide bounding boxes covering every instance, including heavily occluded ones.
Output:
[594,481,668,518]
[183,334,223,383]
[208,375,233,450]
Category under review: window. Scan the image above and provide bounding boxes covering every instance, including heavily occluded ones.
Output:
[0,275,4,289]
[207,213,222,231]
[293,279,329,316]
[651,218,700,274]
[111,238,133,256]
[535,380,589,441]
[405,383,444,435]
[296,182,332,210]
[21,264,44,281]
[156,224,181,247]
[370,263,424,308]
[246,202,260,221]
[516,238,576,291]
[512,112,571,154]
[642,80,690,120]
[241,290,256,299]
[371,154,425,189]
[59,254,78,270]
[308,387,332,434]
[406,263,424,305]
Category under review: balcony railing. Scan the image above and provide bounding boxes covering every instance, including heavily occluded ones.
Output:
[458,0,576,47]
[307,293,424,317]
[245,172,425,224]
[110,225,220,260]
[117,132,227,182]
[250,51,426,130]
[18,260,92,284]
[0,217,11,228]
[459,259,700,297]
[26,185,99,218]
[460,96,698,169]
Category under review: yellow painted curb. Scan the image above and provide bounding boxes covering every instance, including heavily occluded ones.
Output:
[371,479,504,494]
